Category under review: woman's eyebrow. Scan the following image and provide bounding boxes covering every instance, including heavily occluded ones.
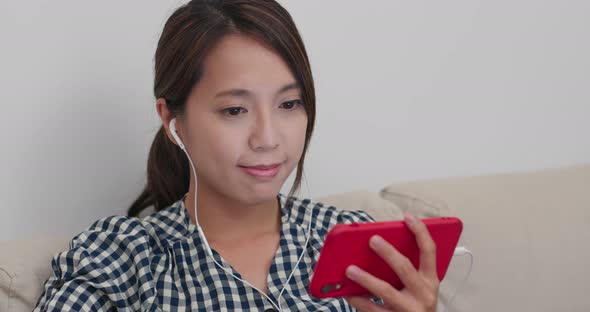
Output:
[277,82,300,94]
[214,82,300,99]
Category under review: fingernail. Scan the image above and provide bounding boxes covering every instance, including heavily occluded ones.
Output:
[404,211,416,223]
[345,265,362,279]
[369,235,386,249]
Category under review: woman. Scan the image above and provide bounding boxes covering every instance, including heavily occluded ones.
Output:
[35,0,439,311]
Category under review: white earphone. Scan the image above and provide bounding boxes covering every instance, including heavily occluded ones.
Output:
[169,118,185,151]
[167,117,312,312]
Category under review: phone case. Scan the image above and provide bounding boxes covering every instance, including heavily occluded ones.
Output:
[309,217,463,298]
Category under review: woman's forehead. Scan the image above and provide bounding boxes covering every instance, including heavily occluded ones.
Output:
[199,34,296,93]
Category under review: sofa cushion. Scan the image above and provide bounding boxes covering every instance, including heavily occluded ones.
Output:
[316,189,405,221]
[379,164,590,312]
[0,237,69,312]
[380,187,456,218]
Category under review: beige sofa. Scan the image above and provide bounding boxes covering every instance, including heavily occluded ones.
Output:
[2,164,589,311]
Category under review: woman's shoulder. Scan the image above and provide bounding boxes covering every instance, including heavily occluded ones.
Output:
[62,216,157,264]
[35,207,185,311]
[73,199,191,250]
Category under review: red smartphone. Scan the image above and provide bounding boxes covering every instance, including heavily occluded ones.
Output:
[309,216,463,298]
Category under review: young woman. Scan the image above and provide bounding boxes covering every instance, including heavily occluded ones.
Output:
[35,1,439,311]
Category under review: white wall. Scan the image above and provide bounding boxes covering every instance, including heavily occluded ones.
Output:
[1,0,588,240]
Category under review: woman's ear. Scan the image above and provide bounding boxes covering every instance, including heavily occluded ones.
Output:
[156,98,182,145]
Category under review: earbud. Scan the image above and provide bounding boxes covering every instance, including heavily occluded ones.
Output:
[169,118,185,150]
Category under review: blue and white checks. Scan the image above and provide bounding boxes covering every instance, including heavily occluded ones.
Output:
[34,193,375,311]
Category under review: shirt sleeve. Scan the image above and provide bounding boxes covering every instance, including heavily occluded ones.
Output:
[33,215,156,312]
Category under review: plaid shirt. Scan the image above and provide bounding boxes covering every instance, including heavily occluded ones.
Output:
[34,193,375,311]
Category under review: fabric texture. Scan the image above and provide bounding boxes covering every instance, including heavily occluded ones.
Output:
[33,193,375,312]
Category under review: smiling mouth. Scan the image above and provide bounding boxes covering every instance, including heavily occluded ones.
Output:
[240,163,281,170]
[238,163,281,178]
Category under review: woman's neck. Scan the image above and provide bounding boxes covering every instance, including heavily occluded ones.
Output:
[183,181,282,243]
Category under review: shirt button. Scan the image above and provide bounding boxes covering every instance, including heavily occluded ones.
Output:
[53,279,65,289]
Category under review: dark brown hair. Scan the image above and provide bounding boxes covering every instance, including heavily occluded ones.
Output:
[127,0,316,217]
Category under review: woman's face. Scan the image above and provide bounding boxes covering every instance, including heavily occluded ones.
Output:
[181,33,308,205]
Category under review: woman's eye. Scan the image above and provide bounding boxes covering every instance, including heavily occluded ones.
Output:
[221,107,246,117]
[221,101,301,117]
[281,100,302,110]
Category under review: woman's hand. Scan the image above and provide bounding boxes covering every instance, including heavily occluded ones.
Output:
[344,212,440,312]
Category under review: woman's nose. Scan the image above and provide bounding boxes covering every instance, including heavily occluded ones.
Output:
[248,110,279,151]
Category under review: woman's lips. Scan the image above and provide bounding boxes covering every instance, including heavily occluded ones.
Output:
[239,164,281,178]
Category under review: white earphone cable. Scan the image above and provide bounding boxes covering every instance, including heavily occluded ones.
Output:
[439,247,473,312]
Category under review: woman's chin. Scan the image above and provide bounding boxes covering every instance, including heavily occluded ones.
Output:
[241,185,283,204]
